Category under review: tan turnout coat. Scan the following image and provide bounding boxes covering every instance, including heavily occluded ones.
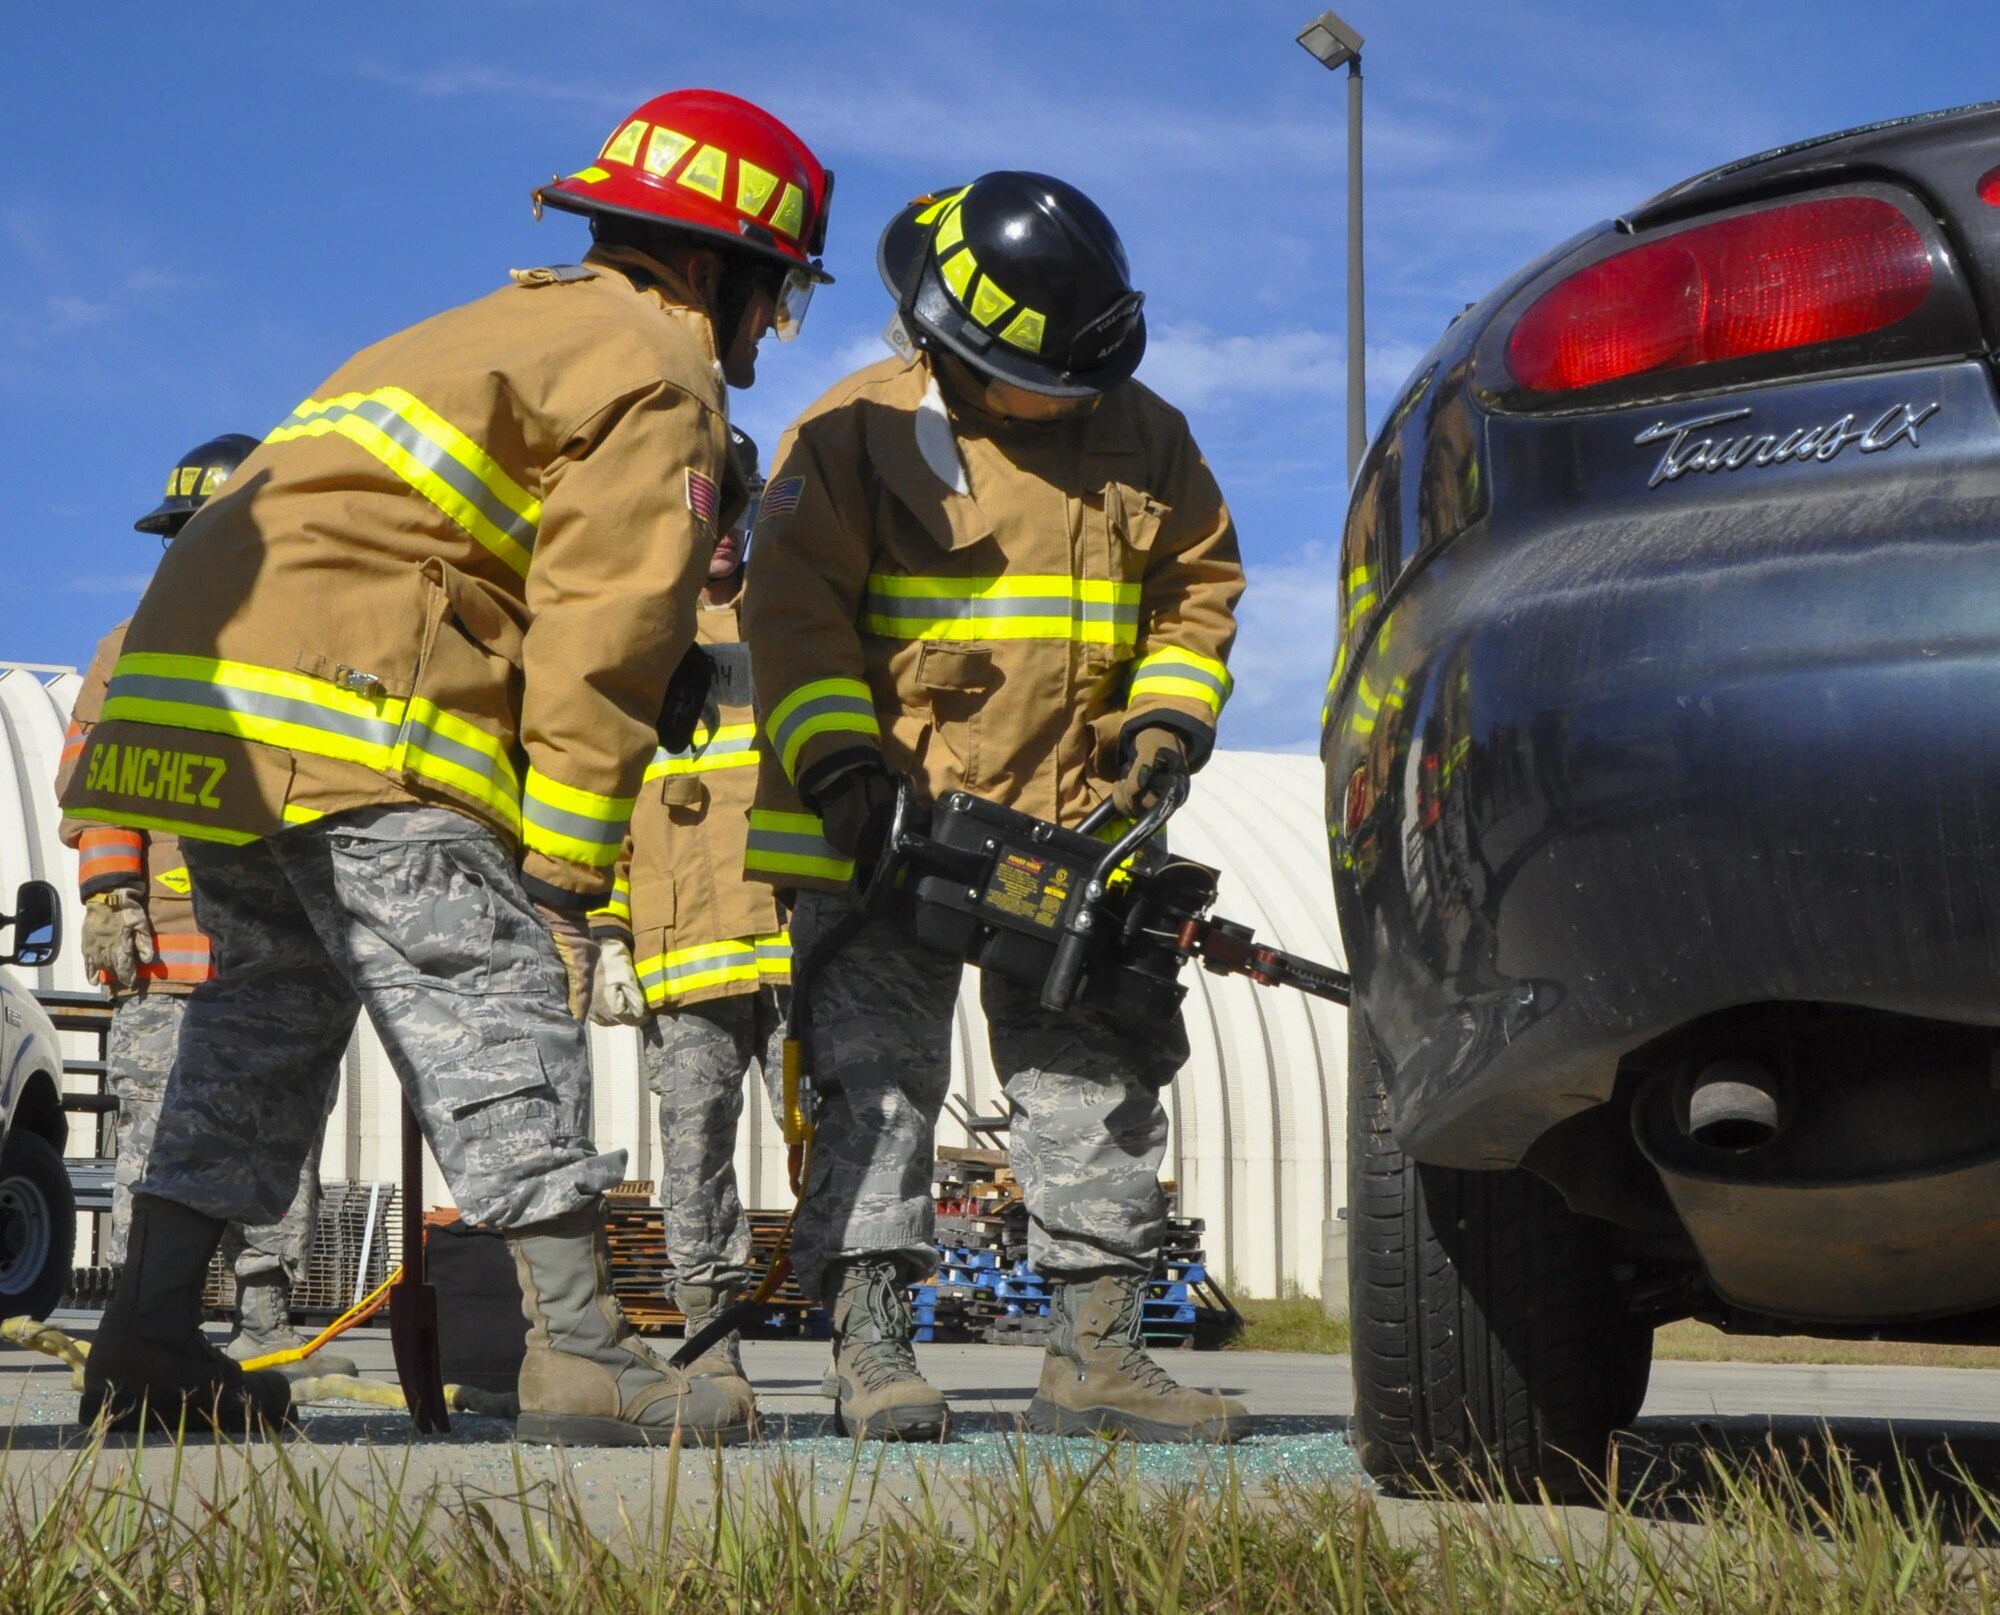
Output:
[59,246,737,904]
[58,621,214,992]
[589,587,788,1009]
[740,353,1244,892]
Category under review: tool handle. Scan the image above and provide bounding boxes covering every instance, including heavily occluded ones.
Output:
[1040,927,1094,1014]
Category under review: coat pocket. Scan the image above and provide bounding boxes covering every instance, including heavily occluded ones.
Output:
[397,560,527,819]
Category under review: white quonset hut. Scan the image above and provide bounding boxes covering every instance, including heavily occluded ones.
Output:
[0,664,1346,1298]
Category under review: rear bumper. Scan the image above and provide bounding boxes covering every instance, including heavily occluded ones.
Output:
[1328,401,2000,1166]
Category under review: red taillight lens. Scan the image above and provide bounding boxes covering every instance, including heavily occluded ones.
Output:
[1979,165,2000,208]
[1507,196,1933,393]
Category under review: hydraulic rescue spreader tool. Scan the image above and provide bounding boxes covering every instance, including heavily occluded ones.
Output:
[880,771,1351,1019]
[664,772,1350,1372]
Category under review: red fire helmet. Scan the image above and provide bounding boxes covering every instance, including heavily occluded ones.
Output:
[536,89,834,284]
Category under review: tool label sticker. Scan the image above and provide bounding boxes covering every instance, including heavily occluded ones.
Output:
[981,851,1070,930]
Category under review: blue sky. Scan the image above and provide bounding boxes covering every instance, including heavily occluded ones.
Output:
[3,1,1990,749]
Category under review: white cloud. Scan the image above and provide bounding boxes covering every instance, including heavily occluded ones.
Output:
[1218,548,1341,753]
[67,573,152,596]
[1141,323,1346,409]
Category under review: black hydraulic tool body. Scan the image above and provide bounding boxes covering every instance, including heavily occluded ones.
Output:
[887,773,1351,1022]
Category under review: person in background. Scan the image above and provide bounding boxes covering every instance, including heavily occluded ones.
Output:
[59,432,356,1381]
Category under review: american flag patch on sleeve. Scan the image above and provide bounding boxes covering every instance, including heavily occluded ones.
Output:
[760,476,804,519]
[685,467,719,529]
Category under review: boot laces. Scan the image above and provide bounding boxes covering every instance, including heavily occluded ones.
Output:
[841,1266,923,1392]
[848,1335,923,1392]
[1088,1280,1181,1398]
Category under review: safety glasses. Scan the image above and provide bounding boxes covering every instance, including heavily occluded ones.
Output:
[773,264,818,342]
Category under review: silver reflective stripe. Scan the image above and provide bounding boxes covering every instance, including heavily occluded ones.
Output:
[747,825,838,860]
[522,793,627,849]
[861,592,1140,626]
[103,672,401,751]
[658,729,756,765]
[1135,656,1231,699]
[271,396,539,559]
[768,691,877,757]
[402,710,519,794]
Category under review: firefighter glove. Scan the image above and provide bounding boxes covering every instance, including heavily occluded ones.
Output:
[589,936,648,1027]
[816,760,900,868]
[534,900,600,1022]
[83,889,154,990]
[1110,726,1189,818]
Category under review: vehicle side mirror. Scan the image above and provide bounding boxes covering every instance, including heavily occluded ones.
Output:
[0,880,61,969]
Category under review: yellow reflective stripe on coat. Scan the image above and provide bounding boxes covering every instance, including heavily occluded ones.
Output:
[744,808,854,883]
[71,806,259,846]
[643,722,759,781]
[266,387,542,579]
[1128,646,1233,719]
[103,652,405,768]
[755,930,791,982]
[101,653,522,832]
[764,678,880,781]
[637,938,760,1004]
[591,874,632,928]
[522,768,633,869]
[860,574,1141,646]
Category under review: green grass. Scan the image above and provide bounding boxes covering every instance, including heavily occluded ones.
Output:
[4,1429,2000,1611]
[1225,1297,1351,1354]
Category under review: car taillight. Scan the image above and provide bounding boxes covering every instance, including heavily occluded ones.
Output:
[1980,165,2000,208]
[1507,196,1934,393]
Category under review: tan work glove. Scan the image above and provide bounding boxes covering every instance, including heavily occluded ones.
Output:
[533,901,599,1022]
[82,889,154,990]
[1110,727,1190,817]
[588,936,647,1026]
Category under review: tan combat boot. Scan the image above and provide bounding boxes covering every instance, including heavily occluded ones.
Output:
[80,1194,292,1434]
[823,1260,950,1441]
[1027,1272,1252,1443]
[510,1205,756,1447]
[674,1279,754,1395]
[226,1271,359,1380]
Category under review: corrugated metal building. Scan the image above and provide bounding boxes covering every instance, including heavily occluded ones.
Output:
[0,663,1346,1297]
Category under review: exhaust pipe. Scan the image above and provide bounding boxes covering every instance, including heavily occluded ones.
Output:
[1685,1059,1785,1151]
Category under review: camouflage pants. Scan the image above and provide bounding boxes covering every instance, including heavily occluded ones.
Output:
[105,990,329,1280]
[786,891,1186,1296]
[642,987,786,1287]
[142,806,626,1231]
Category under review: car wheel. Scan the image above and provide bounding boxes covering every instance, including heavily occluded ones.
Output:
[0,1129,77,1321]
[1346,1017,1648,1500]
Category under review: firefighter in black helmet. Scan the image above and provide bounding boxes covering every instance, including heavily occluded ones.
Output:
[132,434,260,538]
[741,173,1248,1443]
[59,430,356,1379]
[878,170,1148,398]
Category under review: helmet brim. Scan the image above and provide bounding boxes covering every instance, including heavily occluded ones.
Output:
[538,181,834,284]
[133,497,197,536]
[876,199,1145,399]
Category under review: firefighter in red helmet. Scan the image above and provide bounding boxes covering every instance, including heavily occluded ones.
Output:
[60,90,833,1443]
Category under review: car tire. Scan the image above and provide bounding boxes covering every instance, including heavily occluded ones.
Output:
[0,1129,77,1321]
[1346,1017,1649,1500]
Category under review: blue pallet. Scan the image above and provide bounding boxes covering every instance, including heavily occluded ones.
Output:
[1144,1281,1191,1304]
[938,1248,1001,1270]
[1158,1262,1207,1284]
[913,1325,935,1343]
[1141,1301,1197,1324]
[989,1280,1050,1302]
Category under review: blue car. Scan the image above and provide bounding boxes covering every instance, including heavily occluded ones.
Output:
[1325,100,2000,1496]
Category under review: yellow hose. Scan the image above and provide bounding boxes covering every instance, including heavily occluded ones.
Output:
[238,1265,402,1373]
[0,1313,507,1414]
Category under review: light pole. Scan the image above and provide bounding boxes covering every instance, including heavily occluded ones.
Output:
[1296,10,1367,482]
